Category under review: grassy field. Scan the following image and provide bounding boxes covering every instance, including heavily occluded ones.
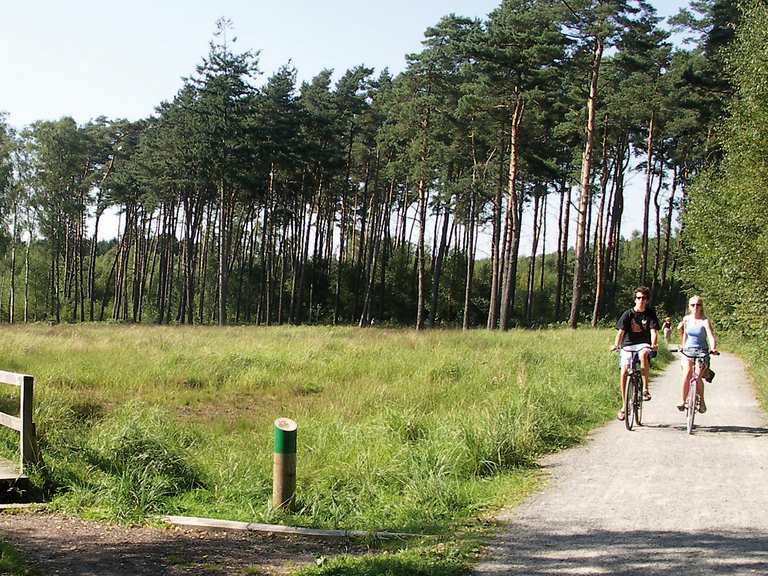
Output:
[0,323,668,573]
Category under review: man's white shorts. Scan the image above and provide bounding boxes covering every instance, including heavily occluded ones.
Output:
[620,344,651,369]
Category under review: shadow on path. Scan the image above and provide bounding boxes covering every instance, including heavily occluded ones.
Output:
[695,425,768,436]
[480,527,768,576]
[642,423,768,437]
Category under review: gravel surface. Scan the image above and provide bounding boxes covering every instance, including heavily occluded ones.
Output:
[0,510,367,575]
[474,351,768,575]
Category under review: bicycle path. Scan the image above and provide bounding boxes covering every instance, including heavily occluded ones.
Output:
[474,351,768,575]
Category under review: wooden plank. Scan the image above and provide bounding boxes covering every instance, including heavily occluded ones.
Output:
[0,457,22,480]
[0,412,21,432]
[0,503,39,510]
[0,371,25,387]
[163,515,417,539]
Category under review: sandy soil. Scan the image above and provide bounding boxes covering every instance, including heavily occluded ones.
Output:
[0,510,368,575]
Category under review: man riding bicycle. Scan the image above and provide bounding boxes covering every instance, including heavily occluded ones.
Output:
[610,286,659,421]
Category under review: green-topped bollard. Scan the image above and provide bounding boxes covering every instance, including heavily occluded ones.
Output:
[272,417,297,510]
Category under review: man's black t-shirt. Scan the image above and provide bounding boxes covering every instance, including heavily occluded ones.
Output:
[616,307,660,346]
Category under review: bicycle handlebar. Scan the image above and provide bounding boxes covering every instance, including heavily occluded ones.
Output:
[620,344,652,352]
[680,348,720,359]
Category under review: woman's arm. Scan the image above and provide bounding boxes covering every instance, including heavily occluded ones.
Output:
[705,319,717,352]
[678,316,688,349]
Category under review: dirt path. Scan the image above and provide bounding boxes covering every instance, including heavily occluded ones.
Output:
[474,351,768,575]
[0,511,366,575]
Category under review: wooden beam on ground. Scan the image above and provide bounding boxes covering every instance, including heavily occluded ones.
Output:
[163,515,419,539]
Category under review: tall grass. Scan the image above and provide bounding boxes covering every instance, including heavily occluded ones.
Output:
[722,335,768,411]
[0,324,653,531]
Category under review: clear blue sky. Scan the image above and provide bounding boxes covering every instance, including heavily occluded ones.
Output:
[3,0,688,129]
[3,0,503,128]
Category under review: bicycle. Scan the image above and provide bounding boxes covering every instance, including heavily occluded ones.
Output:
[679,348,719,434]
[620,344,651,431]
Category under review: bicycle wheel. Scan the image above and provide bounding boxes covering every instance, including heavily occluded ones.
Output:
[624,374,636,431]
[634,374,643,426]
[686,378,697,434]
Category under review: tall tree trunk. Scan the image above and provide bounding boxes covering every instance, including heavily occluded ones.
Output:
[428,202,451,327]
[198,203,214,324]
[555,178,570,321]
[88,208,102,321]
[500,92,525,330]
[606,139,629,290]
[23,220,31,323]
[415,108,432,331]
[293,178,319,325]
[591,114,611,326]
[569,38,603,329]
[487,135,505,329]
[539,193,547,295]
[415,172,429,330]
[78,205,85,322]
[217,179,229,325]
[360,175,390,327]
[640,110,655,285]
[277,221,288,325]
[659,166,678,289]
[463,188,477,330]
[9,201,18,323]
[650,156,665,297]
[524,193,541,324]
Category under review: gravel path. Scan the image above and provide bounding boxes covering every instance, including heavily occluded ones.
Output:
[475,351,768,575]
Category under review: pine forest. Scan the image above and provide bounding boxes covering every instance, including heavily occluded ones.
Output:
[0,0,759,333]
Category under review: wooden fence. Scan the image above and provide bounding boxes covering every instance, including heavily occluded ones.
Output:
[0,370,38,475]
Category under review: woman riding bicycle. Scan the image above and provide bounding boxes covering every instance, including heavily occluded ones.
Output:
[677,295,718,413]
[611,286,659,421]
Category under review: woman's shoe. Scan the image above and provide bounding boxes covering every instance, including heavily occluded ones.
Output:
[617,409,625,421]
[698,400,707,414]
[676,403,686,411]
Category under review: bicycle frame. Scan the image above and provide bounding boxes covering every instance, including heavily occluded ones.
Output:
[680,349,709,434]
[621,345,650,431]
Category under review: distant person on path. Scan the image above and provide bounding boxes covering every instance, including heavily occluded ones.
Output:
[662,316,672,344]
[610,286,659,420]
[677,295,718,413]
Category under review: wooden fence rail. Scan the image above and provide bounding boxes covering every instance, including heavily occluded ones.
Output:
[0,370,37,475]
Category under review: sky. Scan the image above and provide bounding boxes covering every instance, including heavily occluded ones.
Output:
[2,0,691,250]
[2,0,504,128]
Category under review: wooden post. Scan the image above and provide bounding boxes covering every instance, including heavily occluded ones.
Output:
[20,375,34,472]
[272,417,297,510]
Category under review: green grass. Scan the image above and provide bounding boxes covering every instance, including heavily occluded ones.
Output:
[0,324,671,574]
[721,335,768,412]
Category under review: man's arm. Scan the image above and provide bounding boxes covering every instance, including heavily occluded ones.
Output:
[611,329,625,351]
